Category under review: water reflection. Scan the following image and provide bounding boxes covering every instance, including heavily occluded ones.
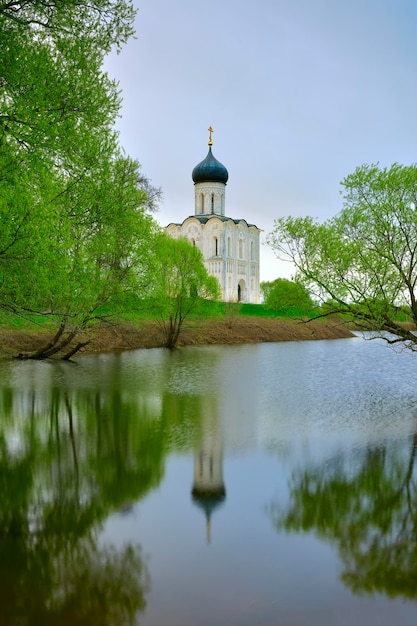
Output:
[192,399,226,544]
[269,430,417,599]
[0,383,158,624]
[1,339,417,624]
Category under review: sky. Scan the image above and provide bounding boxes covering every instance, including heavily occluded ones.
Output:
[104,0,417,282]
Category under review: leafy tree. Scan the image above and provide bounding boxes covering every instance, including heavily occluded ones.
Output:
[2,156,160,359]
[261,278,314,314]
[0,0,135,177]
[0,0,165,358]
[266,163,417,348]
[145,234,220,349]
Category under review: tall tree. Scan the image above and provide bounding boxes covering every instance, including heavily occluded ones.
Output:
[267,163,417,348]
[0,1,164,358]
[19,157,159,359]
[144,234,220,349]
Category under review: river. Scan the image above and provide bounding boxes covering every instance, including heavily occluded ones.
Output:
[0,334,417,625]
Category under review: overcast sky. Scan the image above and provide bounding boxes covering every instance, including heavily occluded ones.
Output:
[104,0,417,281]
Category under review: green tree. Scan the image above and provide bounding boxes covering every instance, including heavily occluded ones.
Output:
[0,1,163,358]
[145,234,219,349]
[0,1,135,178]
[2,156,160,359]
[267,163,417,348]
[261,278,314,314]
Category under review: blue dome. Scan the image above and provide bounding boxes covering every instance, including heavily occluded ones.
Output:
[192,147,229,184]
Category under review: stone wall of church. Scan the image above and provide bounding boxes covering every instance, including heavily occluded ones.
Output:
[165,216,260,304]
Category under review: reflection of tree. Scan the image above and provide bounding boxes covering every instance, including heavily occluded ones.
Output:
[269,434,417,599]
[0,387,164,625]
[51,545,146,625]
[0,351,212,622]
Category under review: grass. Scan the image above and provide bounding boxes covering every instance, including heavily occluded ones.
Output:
[0,299,320,331]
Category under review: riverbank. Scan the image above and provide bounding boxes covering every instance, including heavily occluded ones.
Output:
[0,316,354,358]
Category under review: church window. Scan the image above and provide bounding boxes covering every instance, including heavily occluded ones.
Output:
[239,238,243,259]
[201,194,204,211]
[211,193,214,213]
[227,237,231,256]
[214,237,218,256]
[191,238,196,247]
[250,240,254,260]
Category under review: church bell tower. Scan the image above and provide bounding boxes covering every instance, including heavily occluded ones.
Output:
[192,126,229,217]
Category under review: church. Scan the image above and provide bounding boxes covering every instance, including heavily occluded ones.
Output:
[165,128,261,304]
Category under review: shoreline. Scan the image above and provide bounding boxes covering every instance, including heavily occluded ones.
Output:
[0,316,355,359]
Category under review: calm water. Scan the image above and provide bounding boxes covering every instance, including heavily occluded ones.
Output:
[1,334,417,625]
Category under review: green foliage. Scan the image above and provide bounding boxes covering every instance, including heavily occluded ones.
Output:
[0,0,166,358]
[267,163,417,348]
[0,0,135,175]
[261,278,314,314]
[141,235,220,348]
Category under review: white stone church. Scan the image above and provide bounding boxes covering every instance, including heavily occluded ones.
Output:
[165,129,261,303]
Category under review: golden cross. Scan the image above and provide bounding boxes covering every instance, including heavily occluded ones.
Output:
[208,126,213,146]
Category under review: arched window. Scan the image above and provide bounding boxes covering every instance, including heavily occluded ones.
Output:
[201,194,204,212]
[239,239,243,259]
[211,193,214,213]
[227,236,231,256]
[214,237,218,256]
[191,238,196,247]
[250,240,254,260]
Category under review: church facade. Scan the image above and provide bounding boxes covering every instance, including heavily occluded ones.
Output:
[165,129,261,304]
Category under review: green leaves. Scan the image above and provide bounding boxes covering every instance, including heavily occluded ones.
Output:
[267,163,417,344]
[261,278,314,314]
[0,1,165,357]
[144,234,220,348]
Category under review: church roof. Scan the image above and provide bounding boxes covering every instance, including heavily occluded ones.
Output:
[192,147,229,185]
[166,215,261,230]
[192,488,226,519]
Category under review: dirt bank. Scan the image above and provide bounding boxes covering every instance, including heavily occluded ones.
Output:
[0,316,354,358]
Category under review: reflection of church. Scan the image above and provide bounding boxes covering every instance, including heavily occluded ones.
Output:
[165,127,261,303]
[191,411,226,544]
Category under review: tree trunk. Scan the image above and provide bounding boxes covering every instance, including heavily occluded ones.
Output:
[62,340,90,360]
[16,318,90,360]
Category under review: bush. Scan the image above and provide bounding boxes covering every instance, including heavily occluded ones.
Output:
[261,278,314,314]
